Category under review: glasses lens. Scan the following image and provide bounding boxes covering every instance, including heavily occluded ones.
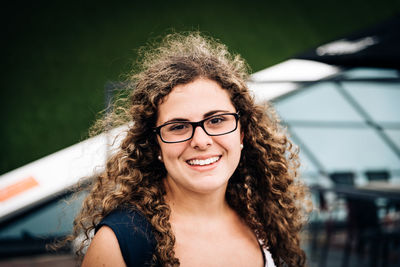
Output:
[160,122,193,143]
[204,114,237,135]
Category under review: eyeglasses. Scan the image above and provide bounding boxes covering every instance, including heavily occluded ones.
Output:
[154,112,240,143]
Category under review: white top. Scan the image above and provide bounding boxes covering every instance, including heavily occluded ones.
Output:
[263,247,276,267]
[262,247,276,267]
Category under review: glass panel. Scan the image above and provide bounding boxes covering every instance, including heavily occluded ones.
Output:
[0,191,86,238]
[390,170,400,183]
[274,82,364,122]
[385,129,400,153]
[341,81,400,123]
[293,127,400,172]
[298,149,319,174]
[287,128,319,175]
[342,68,399,79]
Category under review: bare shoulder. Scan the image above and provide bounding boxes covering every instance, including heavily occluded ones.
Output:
[81,226,126,267]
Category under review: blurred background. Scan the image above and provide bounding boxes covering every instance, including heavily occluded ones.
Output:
[1,0,400,266]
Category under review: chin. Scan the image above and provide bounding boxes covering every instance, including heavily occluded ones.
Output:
[187,175,230,194]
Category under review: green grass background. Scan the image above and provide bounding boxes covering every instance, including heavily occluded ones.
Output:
[1,0,400,175]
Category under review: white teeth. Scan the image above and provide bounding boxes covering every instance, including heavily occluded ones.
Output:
[188,156,220,166]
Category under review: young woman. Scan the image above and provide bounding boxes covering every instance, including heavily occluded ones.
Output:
[75,33,309,267]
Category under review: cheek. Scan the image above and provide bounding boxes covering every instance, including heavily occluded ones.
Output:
[160,143,186,162]
[218,134,242,155]
[231,134,243,159]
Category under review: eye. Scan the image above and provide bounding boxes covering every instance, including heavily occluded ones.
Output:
[166,123,190,132]
[209,117,224,124]
[207,115,229,126]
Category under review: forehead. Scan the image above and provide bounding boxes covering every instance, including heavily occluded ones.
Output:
[157,78,235,123]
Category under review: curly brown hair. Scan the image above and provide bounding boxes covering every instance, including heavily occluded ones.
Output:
[72,32,310,267]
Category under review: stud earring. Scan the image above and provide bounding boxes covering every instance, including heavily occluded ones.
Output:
[158,155,162,161]
[240,144,244,150]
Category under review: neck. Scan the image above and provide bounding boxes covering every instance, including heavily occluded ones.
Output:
[163,178,231,219]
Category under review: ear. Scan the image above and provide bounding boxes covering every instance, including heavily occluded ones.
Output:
[240,130,244,144]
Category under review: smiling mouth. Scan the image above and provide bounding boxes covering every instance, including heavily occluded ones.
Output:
[187,156,221,166]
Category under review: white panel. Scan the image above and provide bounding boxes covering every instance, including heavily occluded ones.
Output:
[0,125,128,222]
[251,59,339,82]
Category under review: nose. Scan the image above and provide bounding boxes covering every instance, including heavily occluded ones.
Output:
[190,125,213,149]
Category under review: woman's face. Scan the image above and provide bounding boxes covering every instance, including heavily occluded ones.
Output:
[156,78,243,196]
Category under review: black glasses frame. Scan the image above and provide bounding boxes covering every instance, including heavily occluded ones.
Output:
[154,112,240,143]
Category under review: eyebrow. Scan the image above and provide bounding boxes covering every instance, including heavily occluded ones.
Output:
[163,110,232,124]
